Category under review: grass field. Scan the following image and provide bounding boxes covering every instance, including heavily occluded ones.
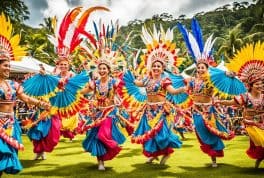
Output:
[2,133,263,178]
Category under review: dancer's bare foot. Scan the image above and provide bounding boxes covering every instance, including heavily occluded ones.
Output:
[98,160,105,171]
[255,159,262,168]
[33,153,41,160]
[146,157,158,164]
[160,155,170,165]
[212,162,218,168]
[41,152,46,160]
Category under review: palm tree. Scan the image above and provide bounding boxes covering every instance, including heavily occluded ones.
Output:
[0,0,29,23]
[217,23,244,60]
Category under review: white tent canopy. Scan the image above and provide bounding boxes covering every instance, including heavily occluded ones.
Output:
[11,56,54,74]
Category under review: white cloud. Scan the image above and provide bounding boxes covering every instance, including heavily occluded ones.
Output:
[43,0,71,20]
[25,0,252,28]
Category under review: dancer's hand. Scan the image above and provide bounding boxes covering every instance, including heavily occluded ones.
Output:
[39,64,46,75]
[225,71,236,77]
[38,101,51,110]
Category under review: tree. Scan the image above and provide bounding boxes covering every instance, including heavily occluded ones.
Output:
[23,17,56,64]
[217,24,244,60]
[0,0,29,23]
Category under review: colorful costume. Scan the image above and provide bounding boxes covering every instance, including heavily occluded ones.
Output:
[188,78,234,157]
[121,25,187,160]
[131,76,182,157]
[82,78,128,160]
[22,7,103,156]
[0,13,26,174]
[26,109,61,155]
[46,7,108,141]
[79,18,131,166]
[0,81,24,174]
[226,42,264,164]
[177,19,245,160]
[236,93,264,159]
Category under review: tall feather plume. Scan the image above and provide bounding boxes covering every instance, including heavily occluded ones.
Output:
[177,23,195,60]
[191,18,204,53]
[51,6,110,60]
[76,6,109,50]
[0,13,26,61]
[152,24,159,42]
[110,20,115,39]
[203,34,216,59]
[177,18,216,65]
[58,7,82,48]
[187,32,201,60]
[93,21,99,41]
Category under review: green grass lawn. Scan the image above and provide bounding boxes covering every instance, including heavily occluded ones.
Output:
[2,133,263,178]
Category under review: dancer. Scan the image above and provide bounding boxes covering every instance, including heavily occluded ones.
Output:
[0,13,49,175]
[217,42,264,168]
[79,19,132,171]
[177,18,245,167]
[122,25,187,165]
[22,7,105,160]
[46,7,109,142]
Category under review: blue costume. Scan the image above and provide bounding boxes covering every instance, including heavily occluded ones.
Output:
[0,80,23,174]
[82,78,129,161]
[131,76,182,157]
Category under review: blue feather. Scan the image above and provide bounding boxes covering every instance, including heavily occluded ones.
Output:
[22,74,59,97]
[110,25,115,39]
[163,72,190,105]
[208,67,246,96]
[123,71,147,102]
[106,25,110,39]
[191,18,204,53]
[93,21,99,41]
[177,23,196,61]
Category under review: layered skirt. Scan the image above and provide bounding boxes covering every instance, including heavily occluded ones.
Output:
[245,125,264,160]
[192,105,234,157]
[82,106,127,161]
[131,102,182,157]
[0,114,23,174]
[27,112,61,153]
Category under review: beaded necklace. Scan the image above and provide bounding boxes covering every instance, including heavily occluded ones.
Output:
[193,78,204,94]
[96,78,113,97]
[146,78,162,92]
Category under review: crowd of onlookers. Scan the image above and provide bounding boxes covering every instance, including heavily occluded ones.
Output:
[16,100,37,133]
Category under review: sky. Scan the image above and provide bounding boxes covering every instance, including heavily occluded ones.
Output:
[24,0,249,28]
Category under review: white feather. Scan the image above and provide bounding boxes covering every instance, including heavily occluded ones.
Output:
[188,32,202,60]
[141,26,152,44]
[160,24,165,40]
[133,49,141,70]
[47,35,58,47]
[203,34,215,59]
[166,28,173,41]
[153,24,159,41]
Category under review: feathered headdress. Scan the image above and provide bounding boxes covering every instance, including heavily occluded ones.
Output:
[177,18,216,66]
[48,6,109,64]
[226,42,264,87]
[0,13,26,61]
[140,24,183,72]
[80,19,127,70]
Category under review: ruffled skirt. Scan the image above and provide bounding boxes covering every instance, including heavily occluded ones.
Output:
[82,108,125,161]
[0,119,23,174]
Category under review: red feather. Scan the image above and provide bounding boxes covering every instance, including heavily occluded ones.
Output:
[76,28,97,48]
[58,7,82,47]
[77,6,109,32]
